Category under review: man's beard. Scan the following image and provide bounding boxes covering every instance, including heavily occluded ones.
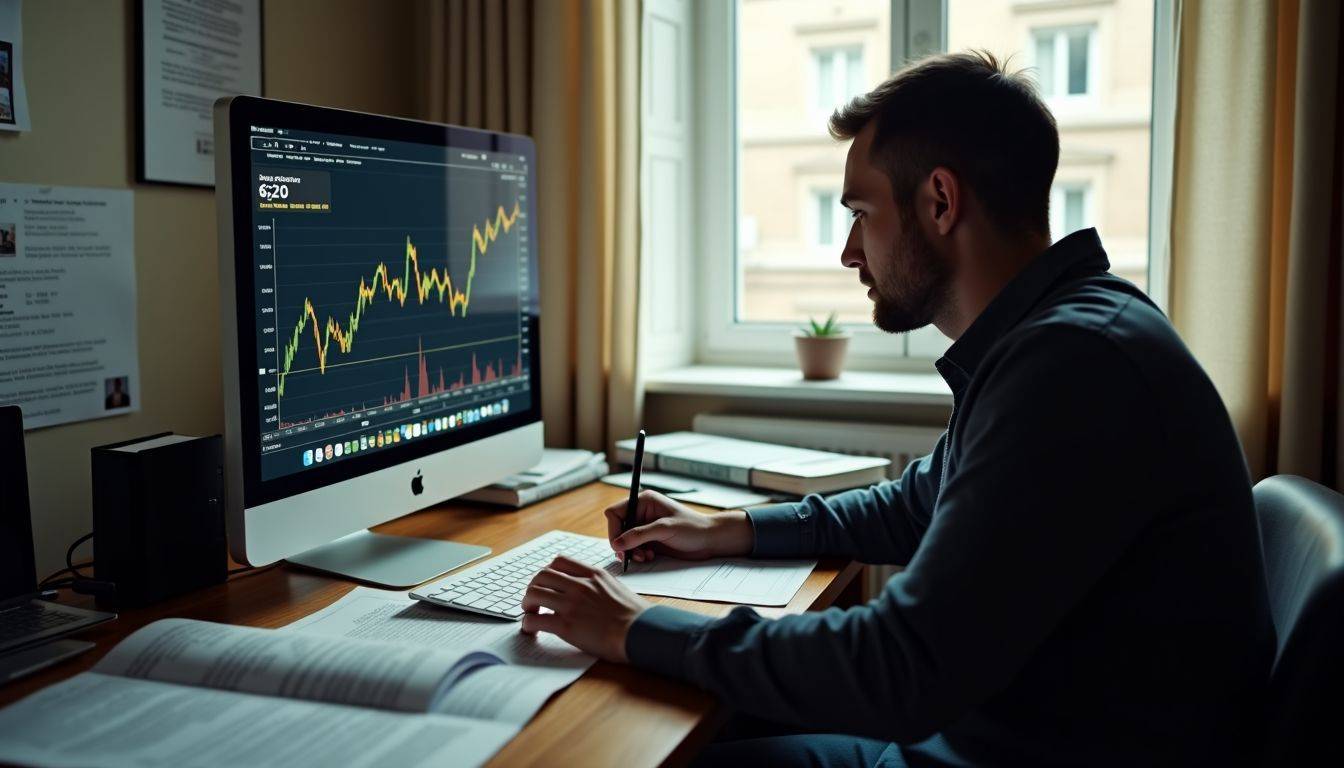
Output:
[870,221,951,334]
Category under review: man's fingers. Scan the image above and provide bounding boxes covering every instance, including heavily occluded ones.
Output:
[520,611,564,636]
[521,583,566,614]
[613,520,673,552]
[606,505,624,544]
[529,567,583,593]
[547,555,597,577]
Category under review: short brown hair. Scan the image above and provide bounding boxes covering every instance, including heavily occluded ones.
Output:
[830,50,1059,236]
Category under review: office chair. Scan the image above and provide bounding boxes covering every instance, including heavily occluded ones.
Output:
[1253,474,1344,766]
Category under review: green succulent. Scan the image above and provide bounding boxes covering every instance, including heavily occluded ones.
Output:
[800,312,843,337]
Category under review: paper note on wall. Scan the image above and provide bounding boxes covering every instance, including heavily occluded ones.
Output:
[0,183,139,429]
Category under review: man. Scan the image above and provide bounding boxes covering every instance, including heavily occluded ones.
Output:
[520,51,1273,766]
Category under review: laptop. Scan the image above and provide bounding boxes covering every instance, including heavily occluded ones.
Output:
[0,406,114,680]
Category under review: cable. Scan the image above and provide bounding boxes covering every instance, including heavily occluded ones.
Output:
[37,560,90,589]
[38,532,108,596]
[37,577,76,592]
[65,532,94,579]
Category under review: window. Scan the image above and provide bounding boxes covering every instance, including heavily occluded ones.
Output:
[1050,182,1093,239]
[677,0,1163,370]
[1032,26,1097,101]
[812,47,865,116]
[733,0,897,354]
[812,190,848,249]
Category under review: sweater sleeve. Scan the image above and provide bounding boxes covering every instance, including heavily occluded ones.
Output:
[746,431,945,564]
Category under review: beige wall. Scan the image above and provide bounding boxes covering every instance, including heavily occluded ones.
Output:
[0,0,417,577]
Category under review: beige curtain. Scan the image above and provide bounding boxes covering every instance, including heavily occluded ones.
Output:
[1168,0,1342,488]
[417,0,643,455]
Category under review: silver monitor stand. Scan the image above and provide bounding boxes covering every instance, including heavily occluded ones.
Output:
[286,530,489,588]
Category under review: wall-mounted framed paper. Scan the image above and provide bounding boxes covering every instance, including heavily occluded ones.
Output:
[137,0,264,187]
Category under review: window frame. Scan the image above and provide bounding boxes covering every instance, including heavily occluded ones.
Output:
[694,0,946,370]
[681,0,1174,372]
[1030,24,1100,109]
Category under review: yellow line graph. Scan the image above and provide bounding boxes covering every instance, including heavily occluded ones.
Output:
[278,200,521,397]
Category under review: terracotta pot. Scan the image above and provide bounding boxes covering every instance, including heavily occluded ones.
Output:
[793,331,851,380]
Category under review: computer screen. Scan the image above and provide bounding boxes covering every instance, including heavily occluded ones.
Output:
[237,114,537,486]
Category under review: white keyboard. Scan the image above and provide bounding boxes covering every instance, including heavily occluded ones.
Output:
[410,530,619,621]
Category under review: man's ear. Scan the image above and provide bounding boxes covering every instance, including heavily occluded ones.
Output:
[927,167,959,236]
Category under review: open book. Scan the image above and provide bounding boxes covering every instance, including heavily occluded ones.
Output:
[0,610,592,768]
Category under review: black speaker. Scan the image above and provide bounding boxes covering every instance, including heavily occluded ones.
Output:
[91,433,226,609]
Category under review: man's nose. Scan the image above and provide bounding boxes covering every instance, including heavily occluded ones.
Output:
[839,220,864,269]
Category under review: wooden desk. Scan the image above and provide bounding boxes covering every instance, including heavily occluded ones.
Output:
[1,483,860,767]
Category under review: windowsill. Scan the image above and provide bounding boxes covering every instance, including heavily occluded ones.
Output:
[644,365,953,406]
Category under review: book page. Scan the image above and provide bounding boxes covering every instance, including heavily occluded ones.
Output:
[434,665,587,725]
[0,673,516,768]
[286,589,591,725]
[286,587,591,670]
[94,618,496,713]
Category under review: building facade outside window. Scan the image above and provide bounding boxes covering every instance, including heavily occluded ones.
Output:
[735,0,1153,333]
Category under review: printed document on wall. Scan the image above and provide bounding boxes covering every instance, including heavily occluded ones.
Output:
[0,0,32,131]
[140,0,262,185]
[0,183,138,429]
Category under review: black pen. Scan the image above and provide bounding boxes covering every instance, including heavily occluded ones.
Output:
[622,429,646,574]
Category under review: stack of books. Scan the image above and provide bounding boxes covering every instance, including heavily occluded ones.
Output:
[460,448,609,508]
[615,431,889,496]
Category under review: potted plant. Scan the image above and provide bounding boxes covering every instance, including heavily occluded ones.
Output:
[793,312,850,380]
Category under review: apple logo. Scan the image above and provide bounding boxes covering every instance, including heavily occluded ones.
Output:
[410,470,424,496]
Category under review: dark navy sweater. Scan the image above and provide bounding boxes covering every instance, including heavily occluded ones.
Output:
[627,229,1274,766]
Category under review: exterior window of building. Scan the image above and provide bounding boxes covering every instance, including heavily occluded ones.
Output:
[813,47,865,116]
[1032,26,1097,100]
[737,1,888,327]
[813,190,848,248]
[1050,182,1093,239]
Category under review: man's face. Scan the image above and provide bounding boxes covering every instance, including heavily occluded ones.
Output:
[839,122,951,334]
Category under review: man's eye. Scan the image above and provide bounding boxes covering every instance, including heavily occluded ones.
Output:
[849,209,864,220]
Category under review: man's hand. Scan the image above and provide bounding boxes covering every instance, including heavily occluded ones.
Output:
[604,490,755,565]
[520,555,650,663]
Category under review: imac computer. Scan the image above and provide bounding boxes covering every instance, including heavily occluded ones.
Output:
[214,96,543,587]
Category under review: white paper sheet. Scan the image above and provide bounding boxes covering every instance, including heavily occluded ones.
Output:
[0,673,517,768]
[140,0,262,184]
[601,470,774,509]
[0,0,31,132]
[0,183,138,428]
[621,556,817,606]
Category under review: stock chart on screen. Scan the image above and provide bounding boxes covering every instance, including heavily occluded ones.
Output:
[247,126,534,480]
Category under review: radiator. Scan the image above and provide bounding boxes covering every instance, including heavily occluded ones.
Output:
[691,413,944,602]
